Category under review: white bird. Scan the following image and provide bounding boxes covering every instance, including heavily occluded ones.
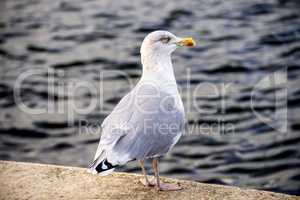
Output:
[88,30,195,191]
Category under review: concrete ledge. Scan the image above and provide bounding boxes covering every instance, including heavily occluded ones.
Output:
[0,161,298,200]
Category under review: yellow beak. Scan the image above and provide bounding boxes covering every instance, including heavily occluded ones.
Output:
[177,37,196,47]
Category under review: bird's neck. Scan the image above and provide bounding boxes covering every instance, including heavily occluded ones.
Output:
[141,52,176,84]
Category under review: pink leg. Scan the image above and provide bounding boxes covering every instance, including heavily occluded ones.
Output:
[152,158,182,191]
[139,160,155,187]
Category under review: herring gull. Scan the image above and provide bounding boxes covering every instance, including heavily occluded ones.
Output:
[88,30,195,191]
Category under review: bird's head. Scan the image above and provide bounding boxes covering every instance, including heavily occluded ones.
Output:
[140,30,196,56]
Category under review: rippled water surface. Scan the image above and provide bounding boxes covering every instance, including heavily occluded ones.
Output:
[1,0,300,195]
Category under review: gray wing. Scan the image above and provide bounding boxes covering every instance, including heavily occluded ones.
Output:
[94,91,135,160]
[95,86,184,165]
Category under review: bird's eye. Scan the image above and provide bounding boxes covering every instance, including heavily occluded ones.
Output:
[160,36,171,44]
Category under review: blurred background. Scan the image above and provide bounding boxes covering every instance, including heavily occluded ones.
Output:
[0,0,300,195]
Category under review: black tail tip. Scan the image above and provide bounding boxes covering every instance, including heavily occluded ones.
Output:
[95,159,117,173]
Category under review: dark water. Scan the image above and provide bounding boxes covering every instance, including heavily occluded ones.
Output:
[1,0,300,196]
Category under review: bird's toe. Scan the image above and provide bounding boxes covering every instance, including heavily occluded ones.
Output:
[156,182,182,191]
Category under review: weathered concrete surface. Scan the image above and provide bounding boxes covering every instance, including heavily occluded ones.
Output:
[0,161,298,200]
